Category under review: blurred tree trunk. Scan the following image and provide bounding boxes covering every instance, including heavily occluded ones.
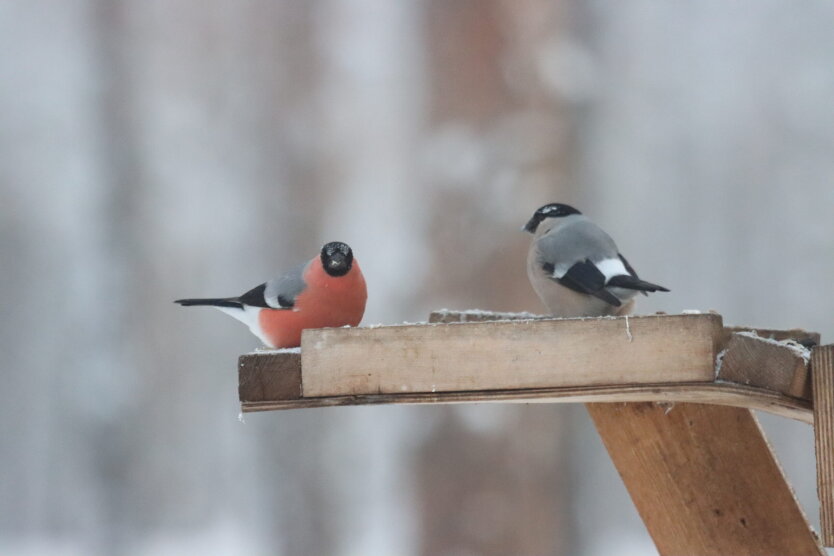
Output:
[415,1,579,555]
[84,1,337,554]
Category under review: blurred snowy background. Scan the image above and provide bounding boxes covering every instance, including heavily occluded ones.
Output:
[2,1,833,555]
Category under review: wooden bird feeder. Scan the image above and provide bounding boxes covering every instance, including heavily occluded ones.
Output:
[238,310,834,555]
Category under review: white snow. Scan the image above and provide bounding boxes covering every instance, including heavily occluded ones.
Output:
[714,348,728,378]
[434,308,542,318]
[249,346,301,355]
[734,330,811,362]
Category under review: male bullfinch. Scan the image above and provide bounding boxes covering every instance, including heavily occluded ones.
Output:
[175,241,367,348]
[523,203,669,317]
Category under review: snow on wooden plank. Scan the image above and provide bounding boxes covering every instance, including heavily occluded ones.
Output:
[299,313,723,398]
[721,325,820,349]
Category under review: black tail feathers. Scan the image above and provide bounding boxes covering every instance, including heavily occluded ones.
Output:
[606,275,670,293]
[174,298,243,309]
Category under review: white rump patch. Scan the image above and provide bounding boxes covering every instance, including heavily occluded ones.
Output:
[214,305,274,347]
[595,257,629,281]
[550,264,569,279]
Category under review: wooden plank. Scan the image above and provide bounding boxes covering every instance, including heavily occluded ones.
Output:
[300,314,723,397]
[241,374,813,424]
[588,402,824,556]
[432,310,820,344]
[238,351,301,402]
[718,332,812,400]
[722,325,820,348]
[812,345,834,547]
[241,312,815,422]
[432,310,821,345]
[428,309,545,323]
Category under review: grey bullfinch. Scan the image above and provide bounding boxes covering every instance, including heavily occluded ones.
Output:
[523,203,668,317]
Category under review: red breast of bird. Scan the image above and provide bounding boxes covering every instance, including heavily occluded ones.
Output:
[258,257,367,348]
[175,241,368,349]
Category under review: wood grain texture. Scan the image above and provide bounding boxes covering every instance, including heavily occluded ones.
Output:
[431,310,821,346]
[241,380,813,423]
[301,314,723,397]
[719,332,811,400]
[238,352,301,402]
[812,345,834,547]
[428,310,546,323]
[588,402,824,556]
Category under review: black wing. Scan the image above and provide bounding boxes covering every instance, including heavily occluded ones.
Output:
[237,283,271,308]
[552,259,622,307]
[616,253,646,296]
[606,275,669,293]
[618,253,638,278]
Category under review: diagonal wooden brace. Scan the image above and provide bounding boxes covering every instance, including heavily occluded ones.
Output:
[589,402,823,556]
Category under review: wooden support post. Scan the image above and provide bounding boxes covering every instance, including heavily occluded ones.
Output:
[588,402,823,556]
[813,345,834,547]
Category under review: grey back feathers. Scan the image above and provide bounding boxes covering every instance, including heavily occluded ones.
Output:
[534,215,618,273]
[525,206,669,317]
[263,261,308,309]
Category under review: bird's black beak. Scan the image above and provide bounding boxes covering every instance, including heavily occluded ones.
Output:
[328,253,347,270]
[522,215,541,234]
[322,250,352,277]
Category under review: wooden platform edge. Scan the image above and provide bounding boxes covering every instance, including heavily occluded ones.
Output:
[239,311,820,424]
[238,351,301,402]
[240,380,813,423]
[718,331,813,401]
[812,344,834,547]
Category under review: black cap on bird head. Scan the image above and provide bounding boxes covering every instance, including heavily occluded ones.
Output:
[321,241,354,277]
[522,203,582,234]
